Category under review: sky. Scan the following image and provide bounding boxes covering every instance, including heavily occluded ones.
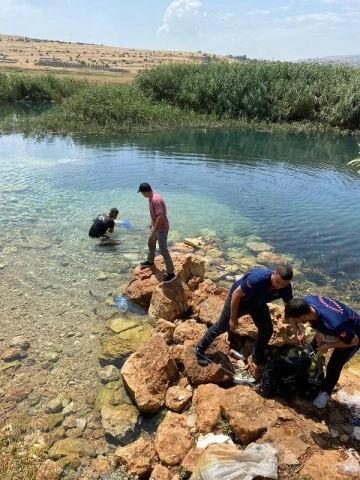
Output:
[1,0,360,61]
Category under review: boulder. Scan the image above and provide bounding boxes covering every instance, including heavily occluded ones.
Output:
[197,289,227,325]
[246,242,273,253]
[151,319,176,344]
[148,281,192,322]
[99,324,153,367]
[154,412,193,466]
[301,449,350,479]
[149,464,171,480]
[192,384,225,433]
[165,386,192,412]
[173,320,206,346]
[95,379,133,410]
[181,447,205,474]
[115,437,158,478]
[190,279,218,318]
[49,438,96,459]
[100,404,141,445]
[235,303,293,346]
[121,336,178,414]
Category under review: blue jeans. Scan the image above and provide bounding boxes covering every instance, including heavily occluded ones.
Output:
[147,230,174,274]
[196,294,273,358]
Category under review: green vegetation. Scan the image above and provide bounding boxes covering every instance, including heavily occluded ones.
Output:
[0,71,85,102]
[136,62,360,130]
[1,61,360,134]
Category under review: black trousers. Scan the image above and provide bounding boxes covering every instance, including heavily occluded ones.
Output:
[196,295,273,358]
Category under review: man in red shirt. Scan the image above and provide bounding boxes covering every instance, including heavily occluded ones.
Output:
[138,182,176,284]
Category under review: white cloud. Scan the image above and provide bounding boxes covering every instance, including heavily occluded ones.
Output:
[283,12,340,23]
[246,6,289,16]
[157,0,205,35]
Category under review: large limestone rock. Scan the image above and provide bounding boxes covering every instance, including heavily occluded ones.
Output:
[95,379,133,410]
[192,384,225,433]
[190,280,219,318]
[149,464,171,480]
[171,340,232,386]
[235,303,294,346]
[121,335,178,414]
[154,412,194,466]
[197,289,227,325]
[115,437,158,478]
[220,386,290,444]
[49,438,96,459]
[301,450,350,479]
[123,254,205,310]
[246,241,273,253]
[165,386,192,412]
[173,320,206,346]
[148,281,192,322]
[100,404,141,445]
[99,324,153,366]
[151,319,176,344]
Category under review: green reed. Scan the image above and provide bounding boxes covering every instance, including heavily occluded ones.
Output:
[0,72,86,102]
[136,61,360,130]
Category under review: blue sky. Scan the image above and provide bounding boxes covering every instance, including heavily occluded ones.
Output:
[1,0,360,60]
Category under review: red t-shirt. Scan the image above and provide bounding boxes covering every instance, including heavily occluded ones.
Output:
[149,192,169,231]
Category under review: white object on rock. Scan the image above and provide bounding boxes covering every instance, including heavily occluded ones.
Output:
[197,433,232,449]
[335,450,360,477]
[99,365,120,383]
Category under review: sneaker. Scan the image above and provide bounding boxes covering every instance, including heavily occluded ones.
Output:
[162,273,177,284]
[313,391,330,409]
[140,260,155,268]
[195,347,209,367]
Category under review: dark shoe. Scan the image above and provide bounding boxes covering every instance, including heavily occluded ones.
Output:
[251,354,270,366]
[162,273,177,284]
[195,347,209,367]
[140,260,155,268]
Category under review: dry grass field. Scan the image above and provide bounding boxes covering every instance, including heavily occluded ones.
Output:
[0,33,223,83]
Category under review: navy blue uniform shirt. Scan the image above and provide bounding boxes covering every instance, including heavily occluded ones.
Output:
[303,295,360,344]
[229,268,293,310]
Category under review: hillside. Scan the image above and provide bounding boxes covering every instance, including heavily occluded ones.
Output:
[304,54,360,66]
[0,33,222,82]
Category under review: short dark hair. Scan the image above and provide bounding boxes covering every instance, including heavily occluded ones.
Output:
[110,208,119,215]
[285,298,311,319]
[275,264,293,280]
[137,182,152,193]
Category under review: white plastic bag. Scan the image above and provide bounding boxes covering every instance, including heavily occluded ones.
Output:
[190,443,277,480]
[336,390,360,409]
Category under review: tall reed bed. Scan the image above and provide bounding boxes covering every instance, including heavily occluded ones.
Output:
[0,83,212,133]
[0,72,86,102]
[136,61,360,130]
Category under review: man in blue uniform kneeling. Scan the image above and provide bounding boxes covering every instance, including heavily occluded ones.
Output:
[285,296,360,408]
[195,264,294,367]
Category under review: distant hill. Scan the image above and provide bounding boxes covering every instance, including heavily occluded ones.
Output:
[302,54,360,66]
[0,33,228,81]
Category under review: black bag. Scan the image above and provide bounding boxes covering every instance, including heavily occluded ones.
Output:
[259,343,324,399]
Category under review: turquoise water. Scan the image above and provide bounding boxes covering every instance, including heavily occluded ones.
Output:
[1,127,360,310]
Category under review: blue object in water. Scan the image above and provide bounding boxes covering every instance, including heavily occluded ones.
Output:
[115,296,146,316]
[119,219,133,230]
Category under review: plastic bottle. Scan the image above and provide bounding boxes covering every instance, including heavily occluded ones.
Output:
[117,296,128,313]
[229,349,246,361]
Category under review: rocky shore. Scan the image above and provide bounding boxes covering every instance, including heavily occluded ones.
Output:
[1,236,360,480]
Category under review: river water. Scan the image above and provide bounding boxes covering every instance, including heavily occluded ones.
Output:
[1,126,360,367]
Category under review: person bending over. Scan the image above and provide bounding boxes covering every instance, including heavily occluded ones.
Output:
[195,264,293,367]
[89,208,118,239]
[285,296,360,408]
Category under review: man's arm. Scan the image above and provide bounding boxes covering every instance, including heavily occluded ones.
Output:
[318,334,359,352]
[150,214,164,239]
[288,317,303,344]
[229,286,246,332]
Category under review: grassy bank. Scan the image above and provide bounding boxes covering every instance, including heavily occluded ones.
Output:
[1,61,360,134]
[0,72,86,102]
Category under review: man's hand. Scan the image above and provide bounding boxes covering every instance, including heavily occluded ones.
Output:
[229,319,238,333]
[295,333,304,345]
[150,230,156,240]
[318,342,329,353]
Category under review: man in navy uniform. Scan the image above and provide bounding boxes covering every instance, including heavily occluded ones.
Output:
[195,264,293,367]
[285,296,360,408]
